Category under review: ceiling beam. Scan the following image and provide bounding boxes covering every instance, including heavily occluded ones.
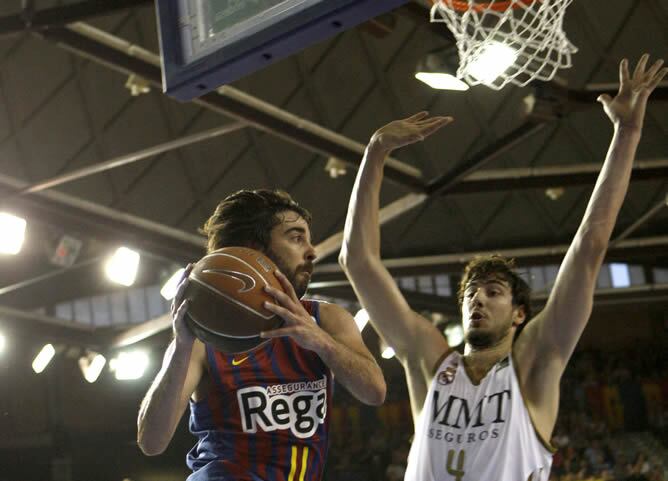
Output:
[38,23,425,191]
[557,82,668,108]
[0,171,206,263]
[447,158,668,194]
[310,284,460,314]
[315,192,428,260]
[0,304,101,348]
[532,283,668,307]
[315,121,548,260]
[611,193,668,246]
[108,314,171,349]
[313,235,668,279]
[2,151,663,268]
[426,121,547,195]
[109,280,668,348]
[311,283,668,316]
[0,0,152,36]
[16,122,246,195]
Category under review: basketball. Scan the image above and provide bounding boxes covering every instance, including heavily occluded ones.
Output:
[183,247,285,353]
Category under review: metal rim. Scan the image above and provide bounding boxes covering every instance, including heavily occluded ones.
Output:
[435,0,537,13]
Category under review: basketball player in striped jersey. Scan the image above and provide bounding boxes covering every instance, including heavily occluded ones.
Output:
[137,190,386,481]
[340,55,666,481]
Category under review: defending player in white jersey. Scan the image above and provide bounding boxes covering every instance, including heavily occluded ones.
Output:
[339,55,666,481]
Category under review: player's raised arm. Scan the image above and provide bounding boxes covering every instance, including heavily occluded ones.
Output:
[516,55,667,375]
[137,265,205,456]
[339,113,452,368]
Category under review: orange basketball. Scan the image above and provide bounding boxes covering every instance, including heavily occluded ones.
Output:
[184,247,285,353]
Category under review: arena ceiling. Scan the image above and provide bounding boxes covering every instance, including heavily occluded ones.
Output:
[0,0,666,346]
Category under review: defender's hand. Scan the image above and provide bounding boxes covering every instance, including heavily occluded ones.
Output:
[598,54,666,131]
[171,263,195,344]
[369,111,453,154]
[260,271,331,353]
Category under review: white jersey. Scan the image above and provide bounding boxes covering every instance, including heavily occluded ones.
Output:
[405,351,554,481]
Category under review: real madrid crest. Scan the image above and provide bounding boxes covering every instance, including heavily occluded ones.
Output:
[437,362,458,385]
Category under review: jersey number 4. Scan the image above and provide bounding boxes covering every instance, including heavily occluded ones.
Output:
[446,449,466,481]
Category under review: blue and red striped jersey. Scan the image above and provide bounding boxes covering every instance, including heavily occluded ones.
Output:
[186,300,332,481]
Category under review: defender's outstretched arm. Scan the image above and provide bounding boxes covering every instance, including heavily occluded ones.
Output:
[339,113,452,418]
[518,55,666,368]
[514,56,667,438]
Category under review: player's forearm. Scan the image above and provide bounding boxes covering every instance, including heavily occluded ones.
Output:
[137,339,193,455]
[576,125,641,248]
[339,141,388,266]
[318,337,386,406]
[338,140,420,357]
[540,126,642,360]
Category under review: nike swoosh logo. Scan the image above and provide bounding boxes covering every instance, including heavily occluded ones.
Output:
[232,356,249,366]
[202,268,256,293]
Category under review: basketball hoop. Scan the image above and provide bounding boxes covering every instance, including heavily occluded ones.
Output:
[430,0,577,90]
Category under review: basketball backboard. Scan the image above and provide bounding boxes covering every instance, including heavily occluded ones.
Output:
[156,0,410,101]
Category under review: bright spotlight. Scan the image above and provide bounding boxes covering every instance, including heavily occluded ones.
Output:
[160,268,185,300]
[466,42,518,85]
[415,72,469,91]
[105,247,140,287]
[0,333,5,353]
[78,352,107,383]
[110,350,149,380]
[445,324,465,347]
[32,344,56,374]
[0,213,27,255]
[381,346,396,360]
[354,309,370,332]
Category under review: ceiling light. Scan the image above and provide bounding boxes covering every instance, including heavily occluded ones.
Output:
[325,157,347,179]
[160,268,185,300]
[415,50,469,91]
[354,309,369,332]
[415,72,469,91]
[0,333,5,353]
[105,247,140,287]
[32,344,56,374]
[78,352,107,383]
[444,324,465,346]
[0,213,27,255]
[465,42,518,85]
[110,350,149,380]
[381,346,396,359]
[545,187,565,201]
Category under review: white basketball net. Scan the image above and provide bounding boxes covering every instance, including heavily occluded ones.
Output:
[430,0,578,90]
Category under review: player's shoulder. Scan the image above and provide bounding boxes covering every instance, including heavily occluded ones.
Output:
[311,299,350,319]
[302,299,353,334]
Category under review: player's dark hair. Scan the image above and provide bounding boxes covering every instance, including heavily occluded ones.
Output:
[458,255,532,340]
[201,189,312,253]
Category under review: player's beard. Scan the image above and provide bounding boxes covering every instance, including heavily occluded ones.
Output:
[465,320,512,349]
[465,329,496,349]
[265,247,310,298]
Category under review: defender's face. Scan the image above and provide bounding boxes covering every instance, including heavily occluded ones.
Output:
[461,277,525,348]
[265,210,316,298]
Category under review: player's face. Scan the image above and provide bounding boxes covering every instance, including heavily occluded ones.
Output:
[265,210,316,298]
[461,276,525,349]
